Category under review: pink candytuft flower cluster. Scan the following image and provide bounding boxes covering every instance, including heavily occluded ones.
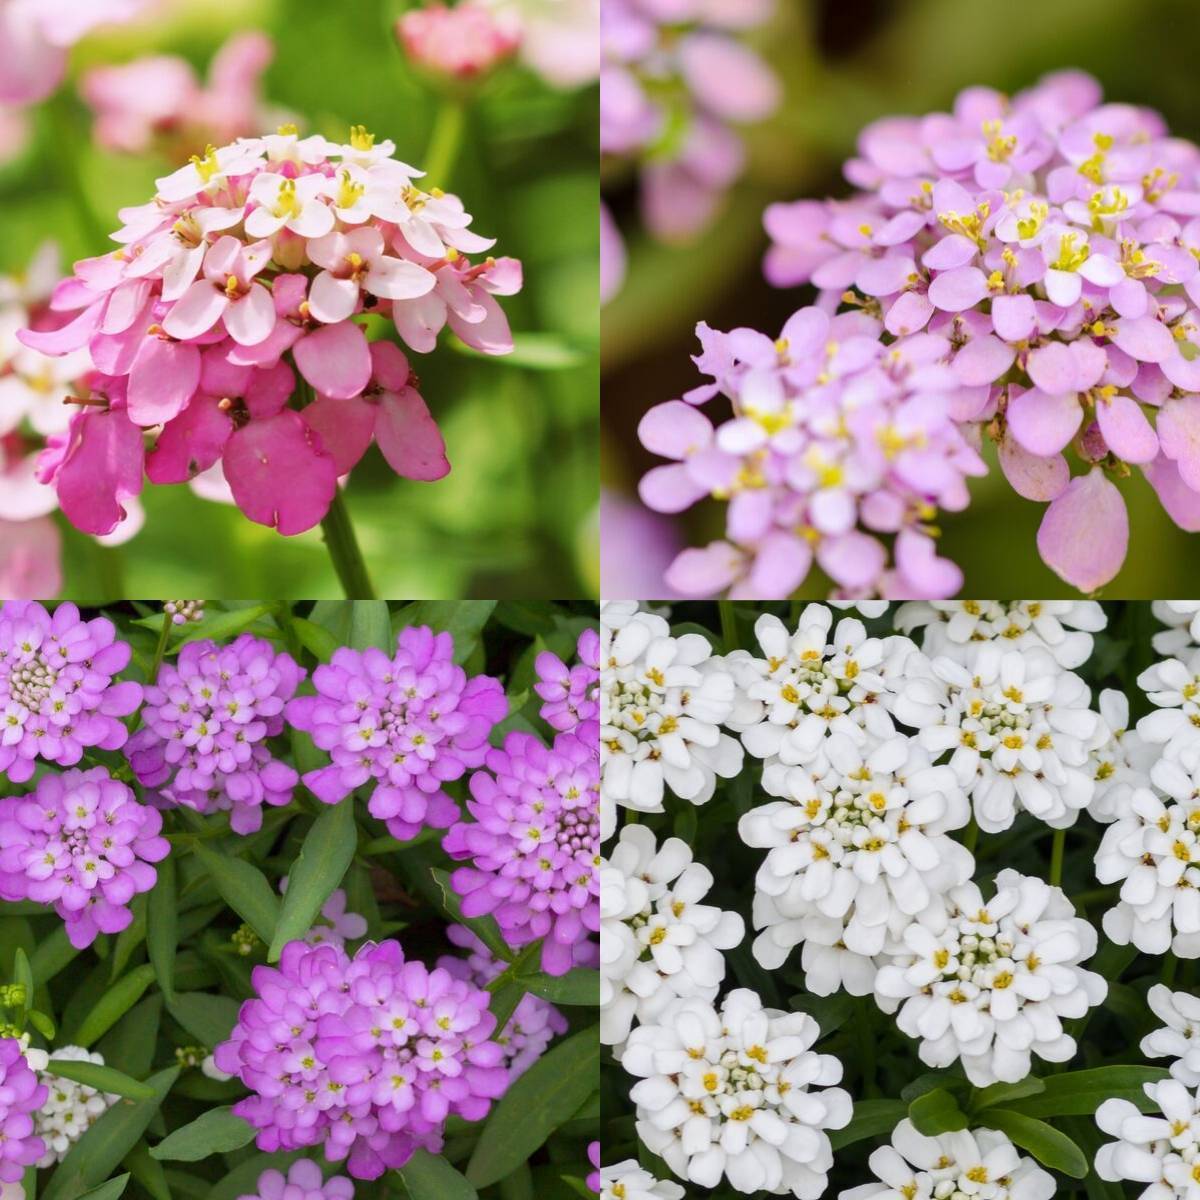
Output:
[588,1141,600,1192]
[214,938,508,1180]
[763,70,1200,592]
[0,766,170,949]
[0,601,142,782]
[444,727,600,975]
[600,0,779,301]
[125,635,305,835]
[238,1158,353,1200]
[397,4,519,78]
[437,924,568,1078]
[534,626,599,732]
[638,306,985,598]
[0,1037,45,1182]
[21,124,523,537]
[285,624,507,841]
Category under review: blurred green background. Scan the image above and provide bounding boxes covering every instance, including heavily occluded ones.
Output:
[1,0,599,599]
[601,0,1200,598]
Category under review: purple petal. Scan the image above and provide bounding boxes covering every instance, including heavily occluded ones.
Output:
[1157,397,1200,492]
[638,464,706,513]
[884,291,934,337]
[952,335,1014,386]
[1037,468,1128,592]
[927,266,989,312]
[1006,386,1082,456]
[663,542,743,597]
[990,293,1036,342]
[1113,315,1176,364]
[1026,342,1076,394]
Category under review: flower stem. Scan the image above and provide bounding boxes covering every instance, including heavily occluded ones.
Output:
[320,489,377,599]
[150,609,172,680]
[1164,953,1179,989]
[963,816,978,857]
[718,601,739,653]
[423,96,467,188]
[1049,828,1066,888]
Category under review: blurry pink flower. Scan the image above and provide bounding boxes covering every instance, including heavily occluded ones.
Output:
[0,105,28,165]
[600,201,625,304]
[0,514,60,596]
[478,0,599,89]
[600,488,681,598]
[397,4,518,78]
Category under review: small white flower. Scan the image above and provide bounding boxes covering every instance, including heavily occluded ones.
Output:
[894,600,1105,669]
[838,1117,1055,1200]
[26,1045,118,1166]
[600,603,743,840]
[1138,651,1200,760]
[1142,985,1200,1087]
[874,868,1106,1085]
[898,644,1099,832]
[738,731,973,977]
[1096,1078,1200,1198]
[1096,758,1200,957]
[622,988,851,1197]
[599,1160,685,1200]
[201,1054,233,1082]
[830,601,891,618]
[600,824,744,1047]
[1087,688,1156,824]
[1154,601,1200,655]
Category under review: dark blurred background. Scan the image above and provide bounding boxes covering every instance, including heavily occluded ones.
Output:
[601,0,1200,598]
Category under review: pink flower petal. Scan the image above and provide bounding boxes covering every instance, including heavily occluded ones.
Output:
[146,395,233,483]
[223,410,338,534]
[1113,315,1176,364]
[664,541,743,598]
[447,289,512,354]
[365,257,436,301]
[952,334,1014,386]
[736,532,812,599]
[893,529,962,599]
[922,234,977,271]
[1095,393,1158,464]
[1006,386,1082,456]
[300,396,375,475]
[816,530,886,591]
[55,410,144,536]
[639,464,707,514]
[1037,467,1128,592]
[1158,396,1200,492]
[927,266,989,312]
[292,321,372,400]
[127,337,201,426]
[1026,342,1076,394]
[308,272,360,324]
[998,435,1070,501]
[856,253,915,297]
[16,299,103,355]
[1144,454,1200,532]
[223,284,276,347]
[638,400,712,461]
[1043,268,1082,308]
[375,387,450,481]
[990,293,1036,342]
[884,290,934,337]
[162,279,228,341]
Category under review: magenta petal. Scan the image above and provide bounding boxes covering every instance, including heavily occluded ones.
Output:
[56,411,144,536]
[1036,468,1128,592]
[127,337,202,426]
[16,299,103,355]
[375,387,450,481]
[1157,396,1200,492]
[998,435,1070,502]
[447,290,513,355]
[301,396,375,475]
[146,396,233,483]
[1144,454,1200,532]
[1095,394,1158,465]
[223,411,338,534]
[292,322,371,400]
[1006,386,1082,456]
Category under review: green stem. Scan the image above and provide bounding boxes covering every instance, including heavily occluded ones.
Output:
[320,489,377,599]
[718,601,739,653]
[150,610,172,681]
[1164,953,1179,989]
[1049,828,1066,888]
[423,97,467,189]
[963,816,978,857]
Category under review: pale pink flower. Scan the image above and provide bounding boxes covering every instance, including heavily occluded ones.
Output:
[398,5,519,77]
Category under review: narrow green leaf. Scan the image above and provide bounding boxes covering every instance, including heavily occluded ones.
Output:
[488,978,527,1033]
[449,332,591,370]
[147,853,178,1004]
[73,964,156,1048]
[40,1066,180,1200]
[1008,1065,1171,1118]
[76,1175,130,1200]
[466,1026,599,1188]
[13,946,33,1000]
[173,604,277,648]
[30,923,81,984]
[969,1077,1046,1112]
[290,616,340,662]
[98,996,163,1081]
[908,1088,969,1136]
[980,1109,1089,1178]
[348,600,392,652]
[110,894,148,981]
[518,969,598,1006]
[192,845,279,944]
[47,1058,155,1101]
[150,1106,255,1162]
[168,992,241,1049]
[121,1141,172,1200]
[397,1149,478,1200]
[430,867,513,962]
[829,1099,909,1150]
[396,601,498,664]
[269,799,357,961]
[496,1162,534,1200]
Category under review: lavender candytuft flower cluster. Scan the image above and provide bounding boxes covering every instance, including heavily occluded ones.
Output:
[126,634,305,834]
[0,1037,47,1182]
[0,766,169,949]
[286,624,507,841]
[534,626,600,733]
[239,1158,353,1200]
[214,938,508,1180]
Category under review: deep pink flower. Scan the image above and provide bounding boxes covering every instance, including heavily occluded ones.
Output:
[397,5,518,78]
[0,1037,45,1181]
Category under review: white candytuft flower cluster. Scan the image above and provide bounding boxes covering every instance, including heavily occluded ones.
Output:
[22,1044,118,1166]
[621,988,851,1197]
[1096,1078,1200,1198]
[598,1161,685,1200]
[600,824,745,1047]
[1086,688,1156,824]
[873,869,1106,1085]
[1137,651,1200,761]
[838,1118,1055,1200]
[1152,602,1200,655]
[1142,985,1200,1087]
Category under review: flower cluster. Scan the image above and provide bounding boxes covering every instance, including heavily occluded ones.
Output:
[600,0,779,302]
[0,600,142,782]
[22,1044,118,1166]
[21,125,522,536]
[1096,1078,1200,1198]
[0,766,170,948]
[397,4,519,78]
[239,1158,354,1200]
[1142,984,1200,1087]
[759,70,1200,592]
[126,634,305,834]
[444,727,599,975]
[535,625,600,733]
[0,1036,45,1183]
[598,1161,684,1200]
[286,624,507,841]
[214,938,509,1180]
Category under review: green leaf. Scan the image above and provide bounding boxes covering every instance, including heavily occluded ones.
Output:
[204,1152,307,1200]
[900,1072,969,1103]
[150,1106,255,1162]
[518,968,598,1006]
[908,1088,969,1136]
[40,1066,179,1200]
[192,844,280,944]
[31,922,81,984]
[969,1077,1047,1111]
[290,617,340,662]
[1006,1066,1171,1118]
[12,946,33,1016]
[73,964,156,1048]
[396,601,498,664]
[786,992,858,1038]
[121,1141,171,1200]
[76,1175,130,1200]
[46,1058,155,1101]
[430,867,513,962]
[466,1026,599,1188]
[829,1098,908,1150]
[168,992,241,1048]
[147,852,178,1004]
[173,603,277,648]
[980,1109,1088,1178]
[396,1149,478,1200]
[269,798,358,961]
[348,600,392,652]
[449,331,592,371]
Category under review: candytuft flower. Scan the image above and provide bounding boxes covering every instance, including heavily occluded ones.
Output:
[0,1037,45,1183]
[239,1158,353,1200]
[22,1044,118,1166]
[535,626,599,733]
[397,4,519,78]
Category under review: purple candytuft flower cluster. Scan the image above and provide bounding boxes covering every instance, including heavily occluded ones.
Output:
[534,627,599,733]
[444,727,600,976]
[0,766,170,949]
[0,601,142,782]
[0,1038,46,1183]
[126,634,305,834]
[600,0,779,302]
[638,307,986,598]
[238,1158,353,1200]
[286,625,507,841]
[758,70,1200,593]
[437,925,568,1079]
[214,938,508,1180]
[588,1141,600,1192]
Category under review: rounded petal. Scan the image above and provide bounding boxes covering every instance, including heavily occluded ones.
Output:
[375,387,450,481]
[1036,467,1128,591]
[127,336,202,426]
[292,321,372,400]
